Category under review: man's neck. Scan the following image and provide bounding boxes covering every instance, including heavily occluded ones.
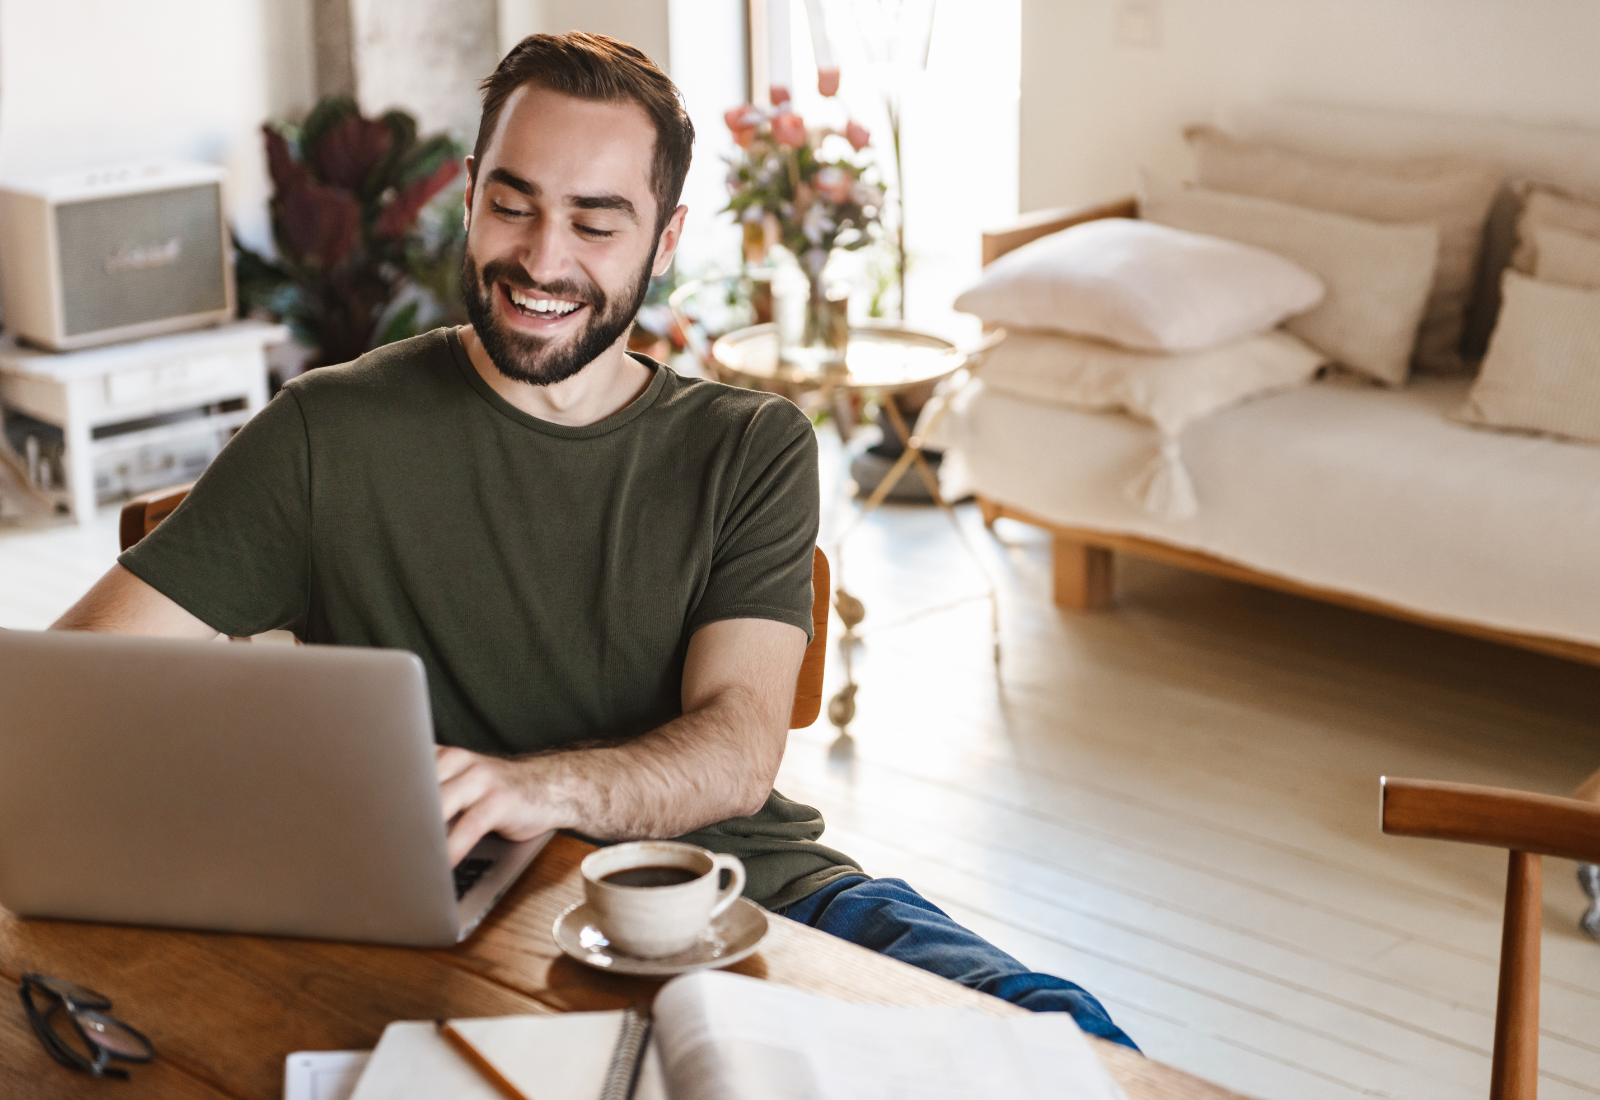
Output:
[458,326,654,427]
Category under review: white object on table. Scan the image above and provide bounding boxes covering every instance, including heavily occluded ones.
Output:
[0,319,287,522]
[283,1050,371,1100]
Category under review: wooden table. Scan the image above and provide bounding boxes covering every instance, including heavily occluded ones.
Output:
[0,835,1246,1099]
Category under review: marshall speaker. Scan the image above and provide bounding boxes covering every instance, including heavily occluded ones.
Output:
[0,163,235,351]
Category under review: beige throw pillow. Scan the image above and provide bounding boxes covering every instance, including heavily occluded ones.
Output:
[1460,271,1600,445]
[1533,225,1600,290]
[1138,170,1439,386]
[1511,183,1600,273]
[953,217,1324,352]
[1185,125,1500,375]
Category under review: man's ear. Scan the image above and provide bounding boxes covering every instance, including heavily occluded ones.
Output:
[652,205,688,277]
[462,156,477,232]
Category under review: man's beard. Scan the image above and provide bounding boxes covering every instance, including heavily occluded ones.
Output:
[460,245,655,388]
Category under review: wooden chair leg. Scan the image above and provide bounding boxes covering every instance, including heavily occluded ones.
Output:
[1575,766,1600,803]
[1491,850,1542,1100]
[976,495,1001,529]
[1053,535,1114,610]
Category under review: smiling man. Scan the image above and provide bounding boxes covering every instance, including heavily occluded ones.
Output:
[52,33,1132,1049]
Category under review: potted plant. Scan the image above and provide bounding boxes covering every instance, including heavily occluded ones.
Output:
[235,96,466,371]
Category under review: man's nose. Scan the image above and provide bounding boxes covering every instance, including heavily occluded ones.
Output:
[517,216,572,286]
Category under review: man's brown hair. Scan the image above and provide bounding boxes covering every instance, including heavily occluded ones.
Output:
[474,32,695,234]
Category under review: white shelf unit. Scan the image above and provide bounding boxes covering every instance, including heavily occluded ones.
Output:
[0,320,288,522]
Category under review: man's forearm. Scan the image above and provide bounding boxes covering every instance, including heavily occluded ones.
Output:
[517,684,783,839]
[434,616,806,865]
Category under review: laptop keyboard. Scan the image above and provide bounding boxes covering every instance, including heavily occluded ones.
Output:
[453,857,495,900]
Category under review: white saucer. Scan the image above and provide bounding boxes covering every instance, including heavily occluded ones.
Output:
[552,897,769,977]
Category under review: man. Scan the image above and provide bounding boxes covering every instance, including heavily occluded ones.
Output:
[55,32,1133,1049]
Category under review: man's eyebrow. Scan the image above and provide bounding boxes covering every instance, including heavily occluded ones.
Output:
[569,192,640,223]
[485,168,538,197]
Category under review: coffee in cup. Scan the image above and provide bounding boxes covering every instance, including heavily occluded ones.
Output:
[580,841,745,958]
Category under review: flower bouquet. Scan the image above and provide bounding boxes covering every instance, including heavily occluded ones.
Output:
[722,90,884,370]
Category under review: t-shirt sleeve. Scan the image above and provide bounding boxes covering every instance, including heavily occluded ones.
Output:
[688,400,820,641]
[117,387,312,637]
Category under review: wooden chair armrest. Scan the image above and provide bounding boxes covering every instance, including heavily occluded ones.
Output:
[1381,777,1600,864]
[118,483,195,552]
[981,195,1139,266]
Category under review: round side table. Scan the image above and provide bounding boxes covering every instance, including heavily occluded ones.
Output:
[710,322,1006,743]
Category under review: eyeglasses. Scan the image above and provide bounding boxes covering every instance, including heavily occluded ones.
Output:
[19,973,155,1080]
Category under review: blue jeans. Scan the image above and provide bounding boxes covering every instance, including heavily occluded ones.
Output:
[779,875,1138,1051]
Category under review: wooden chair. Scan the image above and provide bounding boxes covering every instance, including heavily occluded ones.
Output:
[1381,777,1600,1099]
[120,485,831,729]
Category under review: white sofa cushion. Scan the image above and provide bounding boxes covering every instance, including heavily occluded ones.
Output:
[1460,272,1600,445]
[974,327,1327,520]
[1185,124,1500,376]
[1138,170,1439,387]
[952,217,1324,352]
[979,327,1327,436]
[1533,225,1600,289]
[940,374,1600,647]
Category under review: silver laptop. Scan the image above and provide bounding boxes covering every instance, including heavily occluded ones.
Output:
[0,630,550,946]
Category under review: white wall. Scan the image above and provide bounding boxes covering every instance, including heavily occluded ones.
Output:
[351,0,499,144]
[497,0,671,68]
[0,0,316,253]
[1020,0,1600,212]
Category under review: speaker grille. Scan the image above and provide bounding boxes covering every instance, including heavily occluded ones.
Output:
[55,184,227,337]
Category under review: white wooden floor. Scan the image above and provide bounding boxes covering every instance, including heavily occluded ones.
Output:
[4,474,1598,1099]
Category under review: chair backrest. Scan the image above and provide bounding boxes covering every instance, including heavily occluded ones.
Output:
[1381,777,1600,1099]
[119,486,830,730]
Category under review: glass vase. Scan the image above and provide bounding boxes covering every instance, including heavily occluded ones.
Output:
[776,248,849,375]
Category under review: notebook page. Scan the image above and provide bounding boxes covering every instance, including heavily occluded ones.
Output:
[653,971,1124,1100]
[347,1012,625,1100]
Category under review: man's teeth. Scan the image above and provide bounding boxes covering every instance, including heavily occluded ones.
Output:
[508,287,581,316]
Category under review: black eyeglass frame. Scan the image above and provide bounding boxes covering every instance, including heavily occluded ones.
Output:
[19,973,155,1080]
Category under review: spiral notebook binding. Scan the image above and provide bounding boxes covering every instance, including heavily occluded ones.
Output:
[599,1004,653,1100]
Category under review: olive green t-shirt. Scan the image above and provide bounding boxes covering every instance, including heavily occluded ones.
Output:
[119,328,861,909]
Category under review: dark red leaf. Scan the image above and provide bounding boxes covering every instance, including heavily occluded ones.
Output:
[281,180,361,268]
[315,114,392,190]
[373,159,461,239]
[263,125,306,194]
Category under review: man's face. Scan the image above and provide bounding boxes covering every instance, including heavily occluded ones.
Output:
[461,84,679,387]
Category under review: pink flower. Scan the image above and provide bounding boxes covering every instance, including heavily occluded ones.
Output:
[724,105,760,148]
[770,85,791,106]
[814,166,854,204]
[844,120,870,152]
[817,69,841,97]
[771,112,807,148]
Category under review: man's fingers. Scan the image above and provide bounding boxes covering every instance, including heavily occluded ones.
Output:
[438,764,493,823]
[446,803,500,866]
[435,746,478,782]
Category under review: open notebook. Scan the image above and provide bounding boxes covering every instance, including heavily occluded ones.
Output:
[337,970,1125,1100]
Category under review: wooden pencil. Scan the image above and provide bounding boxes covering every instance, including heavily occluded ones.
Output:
[435,1019,535,1100]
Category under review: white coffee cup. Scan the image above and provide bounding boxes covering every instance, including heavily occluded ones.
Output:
[580,840,746,958]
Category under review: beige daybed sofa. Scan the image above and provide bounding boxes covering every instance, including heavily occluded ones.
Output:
[947,103,1600,668]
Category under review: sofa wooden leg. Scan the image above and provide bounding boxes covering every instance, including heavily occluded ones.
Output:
[1053,536,1114,610]
[977,495,1001,529]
